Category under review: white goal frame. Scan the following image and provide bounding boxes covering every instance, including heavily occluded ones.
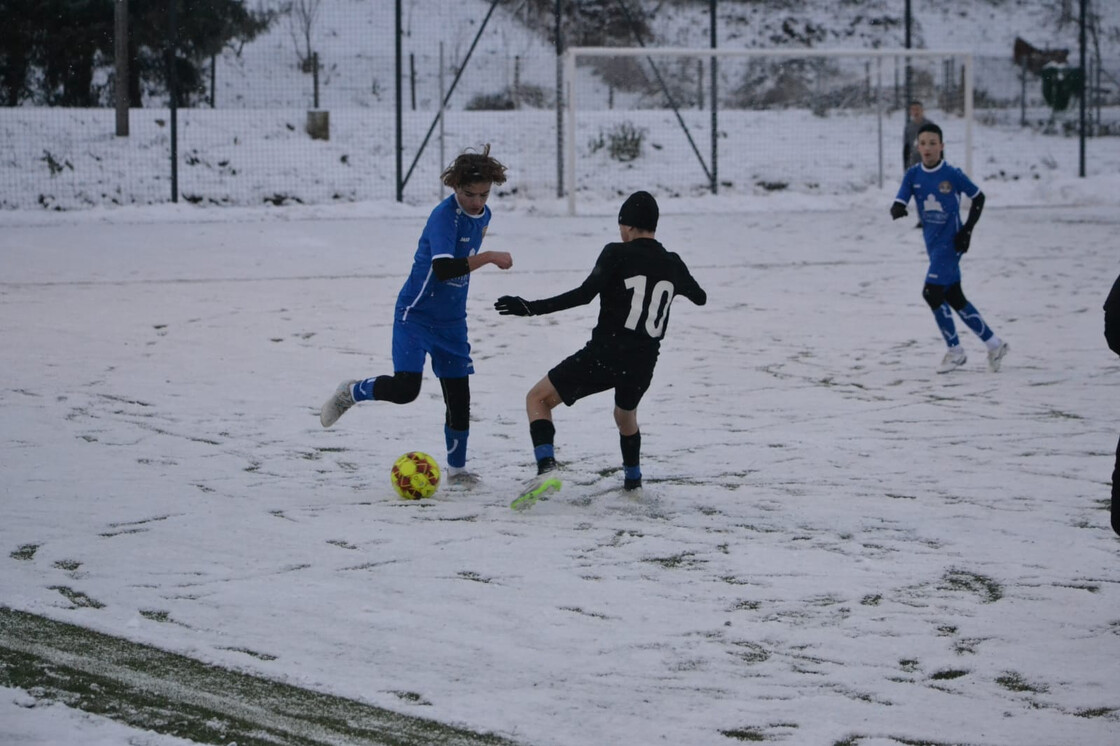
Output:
[562,46,974,215]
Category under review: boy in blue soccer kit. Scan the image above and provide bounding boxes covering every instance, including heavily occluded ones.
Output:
[891,122,1009,374]
[320,146,512,485]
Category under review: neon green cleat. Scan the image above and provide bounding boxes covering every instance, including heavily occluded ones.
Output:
[510,475,562,511]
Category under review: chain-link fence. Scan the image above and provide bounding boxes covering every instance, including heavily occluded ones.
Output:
[1,0,1117,211]
[1,1,564,209]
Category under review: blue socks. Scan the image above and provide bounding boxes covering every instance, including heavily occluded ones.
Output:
[353,378,375,402]
[932,304,960,347]
[933,302,995,346]
[445,426,468,469]
[957,302,993,342]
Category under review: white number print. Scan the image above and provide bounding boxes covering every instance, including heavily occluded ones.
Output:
[623,275,675,338]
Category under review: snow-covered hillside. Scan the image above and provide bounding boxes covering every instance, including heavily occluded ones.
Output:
[1,0,1117,212]
[212,0,1118,111]
[653,0,1113,58]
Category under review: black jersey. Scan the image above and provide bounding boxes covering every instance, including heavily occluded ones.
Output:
[530,237,707,352]
[1106,273,1120,357]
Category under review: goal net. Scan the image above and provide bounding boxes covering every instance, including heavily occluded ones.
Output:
[562,47,973,215]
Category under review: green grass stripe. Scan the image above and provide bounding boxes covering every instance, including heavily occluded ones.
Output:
[0,607,523,746]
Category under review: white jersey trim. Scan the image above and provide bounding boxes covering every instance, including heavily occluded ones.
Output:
[400,266,435,322]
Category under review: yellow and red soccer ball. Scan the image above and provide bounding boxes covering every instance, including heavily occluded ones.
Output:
[391,451,441,500]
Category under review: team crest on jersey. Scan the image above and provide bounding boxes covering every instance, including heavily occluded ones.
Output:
[939,180,953,194]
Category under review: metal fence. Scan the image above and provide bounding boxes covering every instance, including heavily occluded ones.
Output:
[1,0,1116,211]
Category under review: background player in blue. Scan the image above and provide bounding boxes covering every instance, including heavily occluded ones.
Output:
[891,122,1009,374]
[320,145,512,485]
[495,191,707,508]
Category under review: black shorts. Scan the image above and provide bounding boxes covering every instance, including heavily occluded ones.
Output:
[547,340,658,411]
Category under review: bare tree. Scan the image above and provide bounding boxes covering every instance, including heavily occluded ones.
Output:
[286,0,322,72]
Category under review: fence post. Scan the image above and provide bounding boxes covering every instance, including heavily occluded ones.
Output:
[410,53,416,110]
[312,51,320,108]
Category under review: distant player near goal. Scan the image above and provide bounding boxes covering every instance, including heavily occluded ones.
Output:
[891,122,1009,374]
[319,145,512,486]
[495,191,707,508]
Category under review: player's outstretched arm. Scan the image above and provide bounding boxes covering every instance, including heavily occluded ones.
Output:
[494,282,596,317]
[677,264,707,306]
[495,247,612,318]
[686,284,707,306]
[470,250,513,271]
[432,251,513,282]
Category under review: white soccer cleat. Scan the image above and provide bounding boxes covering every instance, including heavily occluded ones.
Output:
[320,380,357,428]
[510,473,562,511]
[937,347,967,374]
[446,467,482,488]
[987,341,1009,372]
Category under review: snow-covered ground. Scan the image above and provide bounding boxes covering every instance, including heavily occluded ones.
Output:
[2,168,1119,744]
[3,2,1120,744]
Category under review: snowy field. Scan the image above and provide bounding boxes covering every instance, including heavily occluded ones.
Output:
[1,178,1119,744]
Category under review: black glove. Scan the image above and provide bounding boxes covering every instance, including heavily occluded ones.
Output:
[890,202,908,220]
[494,295,534,316]
[955,229,972,253]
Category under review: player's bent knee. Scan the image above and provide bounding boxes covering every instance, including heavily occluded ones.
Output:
[526,378,554,406]
[614,407,638,434]
[376,372,422,404]
[922,284,945,310]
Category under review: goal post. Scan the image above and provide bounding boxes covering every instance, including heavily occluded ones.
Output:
[562,47,973,215]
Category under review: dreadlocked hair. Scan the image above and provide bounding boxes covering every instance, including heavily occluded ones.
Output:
[441,144,508,188]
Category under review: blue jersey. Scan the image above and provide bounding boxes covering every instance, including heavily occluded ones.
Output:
[895,160,981,286]
[396,193,491,327]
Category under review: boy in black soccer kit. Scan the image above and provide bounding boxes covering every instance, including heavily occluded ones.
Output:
[1105,272,1120,537]
[495,191,707,507]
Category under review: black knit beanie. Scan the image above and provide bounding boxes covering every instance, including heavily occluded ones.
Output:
[617,191,659,231]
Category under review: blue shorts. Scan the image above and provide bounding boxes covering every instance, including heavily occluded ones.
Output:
[392,318,474,379]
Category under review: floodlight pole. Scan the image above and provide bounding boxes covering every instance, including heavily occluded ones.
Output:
[114,0,129,136]
[1078,0,1086,177]
[168,0,178,203]
[564,49,576,216]
[395,0,403,202]
[555,0,564,198]
[904,0,913,108]
[709,0,717,195]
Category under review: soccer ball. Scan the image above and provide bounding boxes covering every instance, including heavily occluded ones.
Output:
[391,451,441,500]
